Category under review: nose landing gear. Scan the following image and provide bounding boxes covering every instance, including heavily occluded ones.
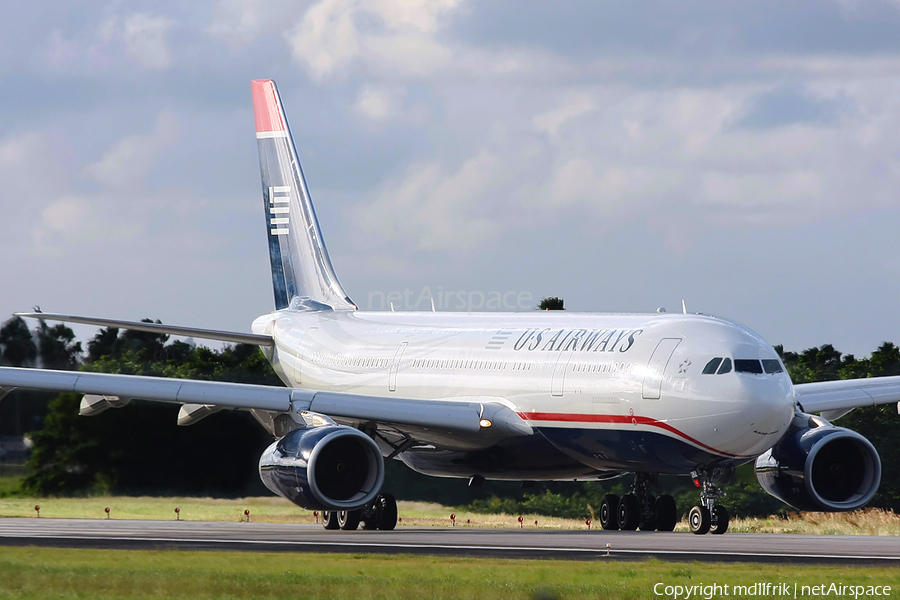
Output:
[688,467,732,535]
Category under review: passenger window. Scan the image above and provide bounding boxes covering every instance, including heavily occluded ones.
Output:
[702,358,722,374]
[716,358,732,374]
[734,359,763,374]
[762,359,783,374]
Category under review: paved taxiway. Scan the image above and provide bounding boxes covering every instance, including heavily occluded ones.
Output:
[0,518,897,564]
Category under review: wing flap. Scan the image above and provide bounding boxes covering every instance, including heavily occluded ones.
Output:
[794,375,900,413]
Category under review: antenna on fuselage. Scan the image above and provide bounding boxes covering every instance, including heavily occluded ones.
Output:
[431,297,436,312]
[682,299,687,315]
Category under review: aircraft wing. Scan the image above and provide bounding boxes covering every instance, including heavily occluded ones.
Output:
[13,312,273,347]
[794,375,900,415]
[0,367,531,449]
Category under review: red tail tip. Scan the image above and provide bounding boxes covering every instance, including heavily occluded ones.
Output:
[251,79,285,134]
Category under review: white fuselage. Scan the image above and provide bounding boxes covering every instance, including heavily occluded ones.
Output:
[253,310,796,477]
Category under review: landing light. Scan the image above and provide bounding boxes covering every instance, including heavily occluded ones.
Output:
[479,419,492,428]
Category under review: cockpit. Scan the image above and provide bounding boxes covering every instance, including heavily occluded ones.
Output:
[701,357,784,375]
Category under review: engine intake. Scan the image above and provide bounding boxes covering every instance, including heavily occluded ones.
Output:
[755,424,881,512]
[259,425,384,510]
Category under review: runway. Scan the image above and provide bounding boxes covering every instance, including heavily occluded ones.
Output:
[0,518,897,565]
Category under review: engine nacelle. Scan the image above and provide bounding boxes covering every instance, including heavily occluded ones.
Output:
[259,425,384,511]
[755,424,881,512]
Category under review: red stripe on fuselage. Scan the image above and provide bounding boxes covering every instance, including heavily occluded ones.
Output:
[517,411,751,458]
[251,80,285,133]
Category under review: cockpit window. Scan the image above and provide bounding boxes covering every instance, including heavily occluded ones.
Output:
[702,358,723,374]
[716,358,732,374]
[762,359,784,374]
[734,359,763,374]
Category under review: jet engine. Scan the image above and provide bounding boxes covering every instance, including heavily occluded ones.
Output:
[259,425,384,511]
[755,423,881,512]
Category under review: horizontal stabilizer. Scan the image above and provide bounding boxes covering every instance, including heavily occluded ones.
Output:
[15,312,273,347]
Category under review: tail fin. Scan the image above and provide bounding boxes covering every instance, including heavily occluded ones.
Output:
[251,79,356,311]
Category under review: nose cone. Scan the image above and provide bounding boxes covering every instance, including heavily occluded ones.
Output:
[728,371,795,456]
[673,317,795,458]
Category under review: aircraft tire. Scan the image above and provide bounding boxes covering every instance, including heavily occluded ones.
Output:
[617,494,640,531]
[599,494,619,530]
[655,495,678,532]
[688,505,710,535]
[710,506,729,535]
[362,516,378,530]
[322,510,340,530]
[375,493,398,530]
[339,510,361,530]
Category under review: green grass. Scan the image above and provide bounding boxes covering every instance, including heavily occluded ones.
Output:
[1,494,898,535]
[0,476,24,499]
[0,547,896,600]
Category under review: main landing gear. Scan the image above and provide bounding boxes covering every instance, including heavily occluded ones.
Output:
[322,493,398,531]
[598,473,678,532]
[687,467,731,535]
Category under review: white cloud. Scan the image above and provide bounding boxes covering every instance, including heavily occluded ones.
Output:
[31,196,97,256]
[205,0,301,46]
[0,131,71,225]
[534,93,595,138]
[547,160,672,212]
[701,170,823,208]
[285,0,462,79]
[44,11,175,74]
[82,113,179,189]
[358,151,499,250]
[118,14,175,70]
[0,131,44,166]
[353,84,406,122]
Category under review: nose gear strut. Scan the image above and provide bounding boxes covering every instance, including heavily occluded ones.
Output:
[688,466,733,535]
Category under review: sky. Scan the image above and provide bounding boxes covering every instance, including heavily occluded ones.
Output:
[2,0,900,357]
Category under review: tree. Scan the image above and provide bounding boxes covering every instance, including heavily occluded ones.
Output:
[0,317,37,367]
[780,342,899,511]
[37,322,81,370]
[86,327,119,362]
[24,325,283,496]
[0,316,43,436]
[538,297,565,310]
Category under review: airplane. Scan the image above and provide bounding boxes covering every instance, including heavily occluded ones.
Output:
[2,79,899,535]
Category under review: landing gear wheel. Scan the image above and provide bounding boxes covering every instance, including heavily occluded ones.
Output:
[688,505,710,535]
[710,506,729,535]
[338,510,361,531]
[373,493,398,530]
[322,510,340,530]
[617,494,640,531]
[599,494,619,530]
[362,516,378,530]
[638,494,657,531]
[655,495,677,532]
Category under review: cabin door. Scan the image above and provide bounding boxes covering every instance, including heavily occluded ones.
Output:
[642,338,681,399]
